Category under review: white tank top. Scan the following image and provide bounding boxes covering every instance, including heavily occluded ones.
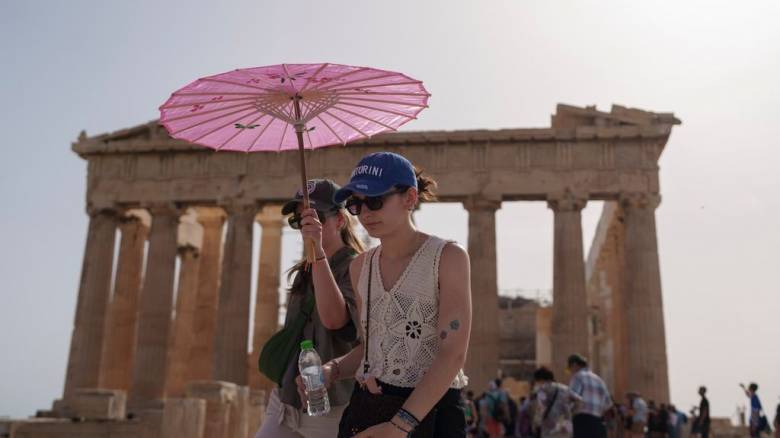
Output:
[356,234,469,389]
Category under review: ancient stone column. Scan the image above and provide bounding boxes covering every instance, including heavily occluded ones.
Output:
[166,244,201,397]
[547,191,589,380]
[463,197,501,392]
[620,193,669,402]
[63,206,119,399]
[249,205,284,390]
[213,202,257,385]
[129,203,182,406]
[187,208,226,383]
[165,209,204,397]
[99,210,150,392]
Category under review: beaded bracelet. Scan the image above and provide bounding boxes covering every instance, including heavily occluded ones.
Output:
[396,408,420,429]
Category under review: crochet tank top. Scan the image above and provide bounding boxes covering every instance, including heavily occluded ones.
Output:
[356,234,469,389]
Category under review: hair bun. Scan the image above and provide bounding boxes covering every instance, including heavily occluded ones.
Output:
[414,166,438,202]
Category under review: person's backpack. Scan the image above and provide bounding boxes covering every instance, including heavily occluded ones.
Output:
[489,392,509,423]
[759,413,771,432]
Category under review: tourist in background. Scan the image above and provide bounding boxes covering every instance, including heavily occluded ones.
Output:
[516,396,533,438]
[532,367,582,438]
[626,392,647,438]
[773,401,780,438]
[695,386,710,438]
[741,382,769,437]
[463,390,479,437]
[480,380,508,437]
[566,354,612,438]
[667,404,687,438]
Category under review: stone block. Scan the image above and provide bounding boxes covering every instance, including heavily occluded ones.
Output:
[246,389,267,437]
[160,398,205,438]
[52,389,126,421]
[185,381,237,438]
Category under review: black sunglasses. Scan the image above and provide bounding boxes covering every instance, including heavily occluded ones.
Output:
[345,188,407,216]
[287,209,337,230]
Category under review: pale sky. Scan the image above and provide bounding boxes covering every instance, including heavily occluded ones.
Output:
[2,0,779,421]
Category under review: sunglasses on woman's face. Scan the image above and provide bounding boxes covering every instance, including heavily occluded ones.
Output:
[345,189,406,216]
[287,209,335,230]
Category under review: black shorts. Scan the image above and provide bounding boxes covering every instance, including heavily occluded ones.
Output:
[339,381,465,438]
[573,413,607,438]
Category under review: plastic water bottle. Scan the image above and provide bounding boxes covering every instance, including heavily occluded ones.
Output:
[298,340,331,416]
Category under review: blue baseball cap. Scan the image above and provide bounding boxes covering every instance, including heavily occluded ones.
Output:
[334,152,417,203]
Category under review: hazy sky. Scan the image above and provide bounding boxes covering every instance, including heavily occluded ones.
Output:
[2,0,778,420]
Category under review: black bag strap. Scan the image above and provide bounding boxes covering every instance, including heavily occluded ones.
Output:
[363,250,376,375]
[543,387,560,421]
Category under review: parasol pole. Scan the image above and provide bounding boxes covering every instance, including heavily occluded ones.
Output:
[293,94,316,265]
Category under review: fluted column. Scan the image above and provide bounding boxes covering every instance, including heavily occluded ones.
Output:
[249,205,284,389]
[547,191,589,380]
[463,197,501,391]
[620,193,669,402]
[213,201,257,385]
[63,206,119,399]
[187,208,226,383]
[166,244,201,397]
[164,209,204,396]
[129,203,183,406]
[99,210,150,392]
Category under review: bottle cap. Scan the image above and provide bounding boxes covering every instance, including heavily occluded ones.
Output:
[300,340,314,350]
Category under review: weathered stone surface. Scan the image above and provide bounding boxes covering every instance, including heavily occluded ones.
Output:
[63,208,118,399]
[247,389,267,437]
[185,381,237,438]
[72,105,679,206]
[213,204,256,385]
[71,389,127,421]
[99,211,149,393]
[187,208,226,384]
[13,420,144,438]
[129,204,183,406]
[547,190,589,379]
[160,398,206,438]
[464,197,501,392]
[620,193,669,402]
[249,206,284,391]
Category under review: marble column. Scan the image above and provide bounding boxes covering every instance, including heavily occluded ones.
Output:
[249,205,284,390]
[547,191,589,380]
[166,244,201,397]
[63,206,119,399]
[620,193,669,402]
[603,207,628,400]
[129,203,182,406]
[213,202,257,385]
[187,208,226,383]
[99,210,150,392]
[463,197,501,392]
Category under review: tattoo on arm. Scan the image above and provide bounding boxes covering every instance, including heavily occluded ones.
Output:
[439,319,461,340]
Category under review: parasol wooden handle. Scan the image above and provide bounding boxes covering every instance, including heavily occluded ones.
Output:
[293,95,316,266]
[302,198,316,265]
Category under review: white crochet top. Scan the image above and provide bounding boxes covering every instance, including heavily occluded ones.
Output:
[355,234,469,389]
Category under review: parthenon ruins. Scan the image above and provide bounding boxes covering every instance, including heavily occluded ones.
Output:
[5,103,680,437]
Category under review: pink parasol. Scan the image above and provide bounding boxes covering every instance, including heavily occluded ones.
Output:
[159,63,429,261]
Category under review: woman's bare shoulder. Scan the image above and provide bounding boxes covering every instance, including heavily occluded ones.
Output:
[440,241,469,266]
